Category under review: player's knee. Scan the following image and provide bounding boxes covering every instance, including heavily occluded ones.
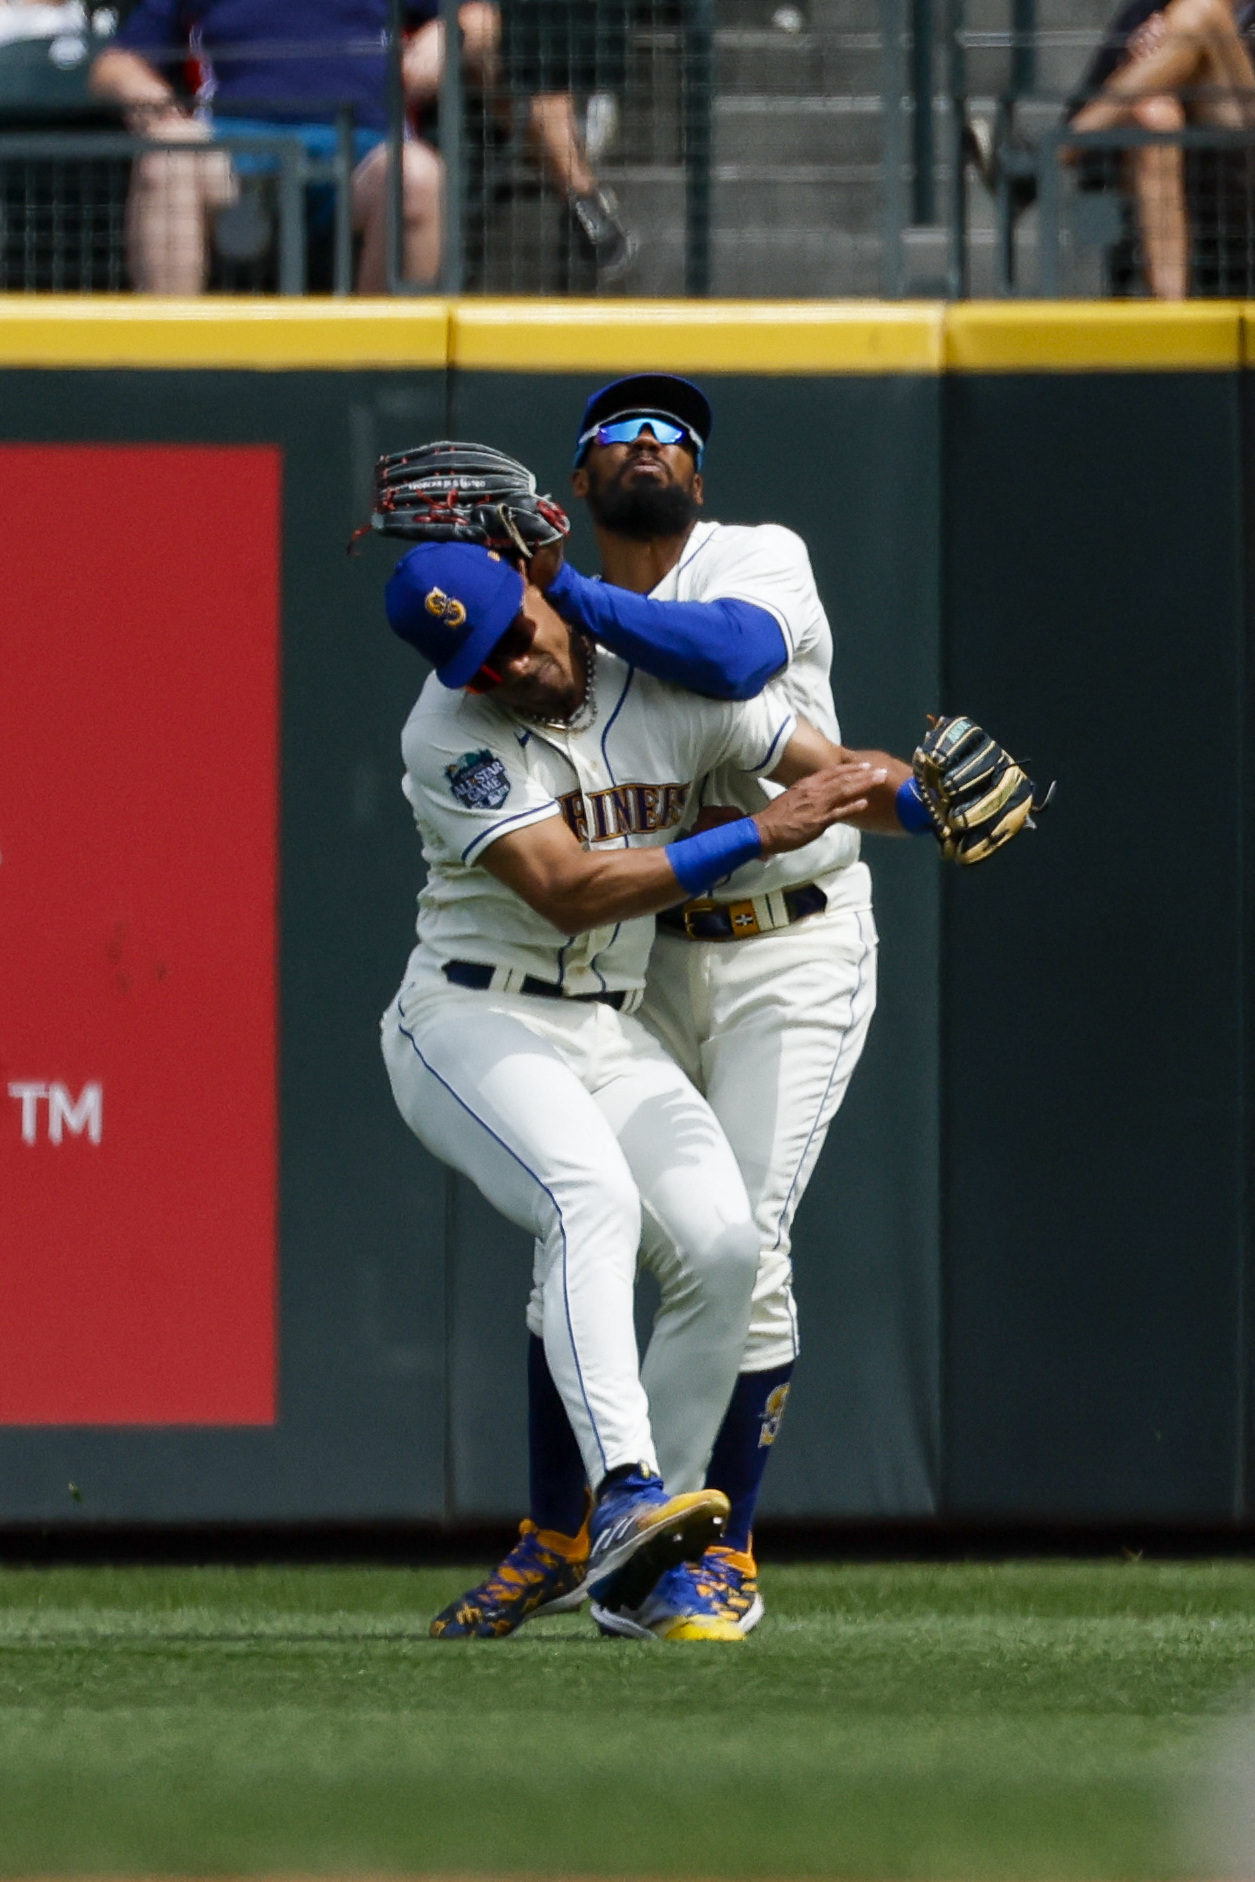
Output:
[687,1217,760,1306]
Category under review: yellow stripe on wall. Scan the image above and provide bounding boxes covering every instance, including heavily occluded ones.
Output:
[946,301,1243,371]
[450,300,946,373]
[0,296,450,368]
[0,295,1252,373]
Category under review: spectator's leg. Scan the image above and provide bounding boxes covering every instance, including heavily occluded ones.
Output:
[1181,0,1255,122]
[1130,92,1190,295]
[403,3,501,108]
[126,131,235,295]
[352,139,443,291]
[461,2,503,87]
[1073,0,1255,134]
[526,93,636,276]
[403,17,444,108]
[527,92,596,196]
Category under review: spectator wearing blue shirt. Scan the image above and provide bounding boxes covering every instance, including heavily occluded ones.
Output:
[91,0,442,293]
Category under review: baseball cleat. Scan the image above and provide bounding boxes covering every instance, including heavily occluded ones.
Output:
[428,1518,589,1638]
[688,1544,765,1633]
[590,1552,758,1642]
[585,1467,730,1607]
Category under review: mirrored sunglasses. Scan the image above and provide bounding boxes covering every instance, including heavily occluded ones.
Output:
[594,415,691,449]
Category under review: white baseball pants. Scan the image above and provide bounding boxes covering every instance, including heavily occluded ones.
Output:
[381,951,760,1494]
[638,899,878,1372]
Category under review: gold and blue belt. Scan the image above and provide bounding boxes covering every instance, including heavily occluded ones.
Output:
[657,881,828,942]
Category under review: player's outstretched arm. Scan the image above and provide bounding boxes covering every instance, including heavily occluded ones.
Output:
[479,761,884,934]
[543,563,787,701]
[770,712,1050,862]
[768,717,912,835]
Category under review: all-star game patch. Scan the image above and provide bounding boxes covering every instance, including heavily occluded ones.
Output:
[445,749,511,811]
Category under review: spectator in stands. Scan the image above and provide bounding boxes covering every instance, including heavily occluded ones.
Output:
[0,0,90,48]
[1068,0,1255,297]
[403,0,634,277]
[90,0,442,293]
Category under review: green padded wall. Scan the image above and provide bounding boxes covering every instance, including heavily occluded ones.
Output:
[1,325,1250,1530]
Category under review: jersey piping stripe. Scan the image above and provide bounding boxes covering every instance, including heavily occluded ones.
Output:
[460,798,561,866]
[751,712,796,776]
[767,906,877,1280]
[599,663,635,782]
[668,524,718,586]
[394,1013,609,1476]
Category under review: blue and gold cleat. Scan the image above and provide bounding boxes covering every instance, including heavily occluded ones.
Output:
[688,1544,765,1633]
[429,1519,589,1638]
[590,1545,761,1642]
[585,1466,730,1611]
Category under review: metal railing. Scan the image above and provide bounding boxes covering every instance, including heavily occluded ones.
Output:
[0,124,354,293]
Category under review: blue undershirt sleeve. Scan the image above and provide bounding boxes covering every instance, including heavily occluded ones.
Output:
[544,562,788,701]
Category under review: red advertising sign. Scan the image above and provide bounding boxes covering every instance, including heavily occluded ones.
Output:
[0,445,280,1424]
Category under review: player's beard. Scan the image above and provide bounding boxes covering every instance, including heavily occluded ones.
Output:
[584,466,700,540]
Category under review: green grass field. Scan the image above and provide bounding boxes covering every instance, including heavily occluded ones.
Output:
[0,1559,1253,1878]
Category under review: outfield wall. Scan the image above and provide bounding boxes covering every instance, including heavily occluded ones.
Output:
[0,299,1248,1528]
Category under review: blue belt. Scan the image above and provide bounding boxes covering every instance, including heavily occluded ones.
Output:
[443,959,630,1010]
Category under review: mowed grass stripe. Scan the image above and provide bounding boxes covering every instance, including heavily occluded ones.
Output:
[0,1563,1252,1878]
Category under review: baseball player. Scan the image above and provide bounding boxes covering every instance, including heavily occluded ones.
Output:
[408,394,1041,1643]
[378,535,919,1637]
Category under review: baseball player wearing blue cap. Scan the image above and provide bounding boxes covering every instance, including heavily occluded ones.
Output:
[432,375,924,1644]
[380,539,912,1638]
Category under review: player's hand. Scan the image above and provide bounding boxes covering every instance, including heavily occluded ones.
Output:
[528,540,566,591]
[754,762,885,856]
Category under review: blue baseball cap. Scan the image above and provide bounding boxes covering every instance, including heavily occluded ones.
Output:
[574,374,712,467]
[386,541,525,688]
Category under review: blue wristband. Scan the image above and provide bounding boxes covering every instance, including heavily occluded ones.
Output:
[896,776,934,835]
[667,817,763,896]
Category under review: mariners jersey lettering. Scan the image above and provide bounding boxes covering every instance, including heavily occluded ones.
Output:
[559,781,690,844]
[649,519,870,910]
[399,645,795,995]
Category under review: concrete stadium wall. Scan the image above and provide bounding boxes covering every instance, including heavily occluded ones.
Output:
[0,298,1248,1530]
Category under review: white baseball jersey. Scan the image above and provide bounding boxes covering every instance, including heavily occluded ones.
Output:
[398,644,796,995]
[649,518,871,911]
